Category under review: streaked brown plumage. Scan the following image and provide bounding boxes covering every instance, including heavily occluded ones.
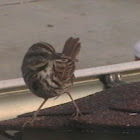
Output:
[21,37,81,127]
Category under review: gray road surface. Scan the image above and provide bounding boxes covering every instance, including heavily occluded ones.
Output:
[0,0,140,80]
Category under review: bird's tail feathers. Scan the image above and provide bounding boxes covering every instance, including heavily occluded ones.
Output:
[62,37,81,60]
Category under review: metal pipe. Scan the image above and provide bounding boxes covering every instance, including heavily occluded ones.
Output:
[75,61,140,78]
[0,61,140,93]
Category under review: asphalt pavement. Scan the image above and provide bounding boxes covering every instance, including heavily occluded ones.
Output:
[0,0,139,81]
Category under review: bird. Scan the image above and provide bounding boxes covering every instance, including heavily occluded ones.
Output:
[21,37,82,127]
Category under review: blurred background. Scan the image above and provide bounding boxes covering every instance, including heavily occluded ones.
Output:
[0,0,140,80]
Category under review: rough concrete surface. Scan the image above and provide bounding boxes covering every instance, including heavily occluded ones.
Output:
[0,0,140,80]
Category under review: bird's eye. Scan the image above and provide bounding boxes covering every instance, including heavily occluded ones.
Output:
[40,55,43,58]
[40,53,47,59]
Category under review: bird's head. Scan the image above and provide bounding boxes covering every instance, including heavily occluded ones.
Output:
[22,42,56,72]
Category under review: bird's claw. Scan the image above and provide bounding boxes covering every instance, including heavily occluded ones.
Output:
[22,119,35,129]
[72,109,82,119]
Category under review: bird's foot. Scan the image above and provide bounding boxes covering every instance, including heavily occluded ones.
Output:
[72,109,82,119]
[22,118,35,129]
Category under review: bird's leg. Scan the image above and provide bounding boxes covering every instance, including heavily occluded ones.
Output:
[32,99,48,121]
[22,99,48,128]
[67,92,82,118]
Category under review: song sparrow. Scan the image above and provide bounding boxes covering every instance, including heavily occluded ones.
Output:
[21,37,82,126]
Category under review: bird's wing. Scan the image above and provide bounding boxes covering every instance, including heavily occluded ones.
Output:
[53,57,75,83]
